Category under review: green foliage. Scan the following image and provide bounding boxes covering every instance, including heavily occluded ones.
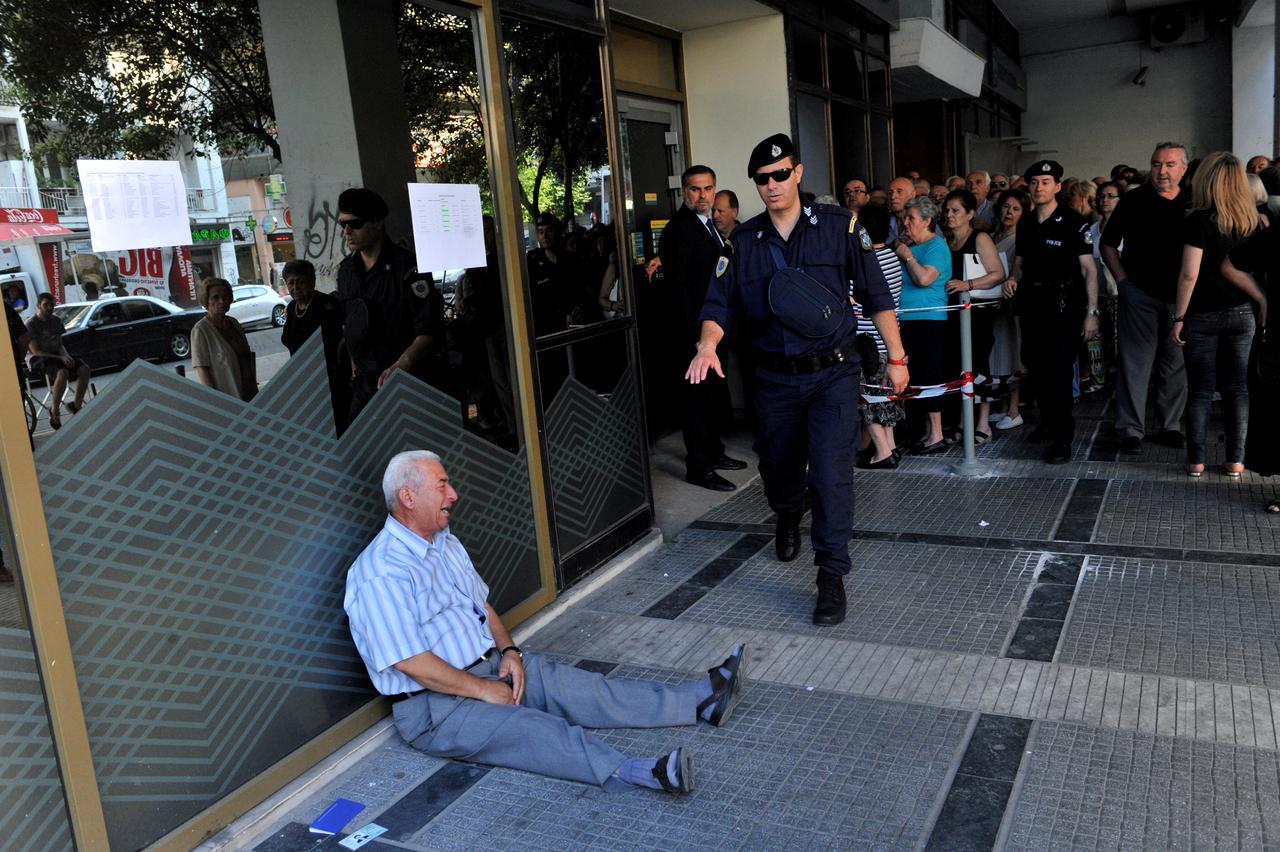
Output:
[397,8,607,223]
[0,0,277,164]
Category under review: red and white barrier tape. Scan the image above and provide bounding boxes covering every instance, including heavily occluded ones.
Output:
[860,373,1022,404]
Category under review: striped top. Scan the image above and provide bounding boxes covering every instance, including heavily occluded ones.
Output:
[853,246,904,353]
[345,515,494,695]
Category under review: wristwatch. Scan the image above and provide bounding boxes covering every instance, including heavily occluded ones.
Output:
[1086,308,1100,317]
[499,645,523,659]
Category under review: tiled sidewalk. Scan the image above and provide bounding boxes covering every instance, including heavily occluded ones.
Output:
[243,397,1280,851]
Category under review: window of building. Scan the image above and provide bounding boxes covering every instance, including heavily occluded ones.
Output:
[786,8,893,192]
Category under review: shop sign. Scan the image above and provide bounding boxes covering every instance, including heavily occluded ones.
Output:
[191,225,232,243]
[40,243,63,304]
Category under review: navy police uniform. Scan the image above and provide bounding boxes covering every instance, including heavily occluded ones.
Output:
[1014,160,1094,452]
[700,138,894,583]
[338,239,445,422]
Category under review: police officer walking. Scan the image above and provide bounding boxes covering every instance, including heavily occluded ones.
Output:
[336,188,445,426]
[1004,160,1100,463]
[686,134,908,626]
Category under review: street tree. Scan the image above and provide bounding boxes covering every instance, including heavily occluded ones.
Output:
[0,0,277,165]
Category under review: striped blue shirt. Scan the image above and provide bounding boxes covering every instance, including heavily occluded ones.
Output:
[344,515,494,695]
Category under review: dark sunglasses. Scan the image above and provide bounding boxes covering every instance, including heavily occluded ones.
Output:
[752,167,794,186]
[337,217,366,231]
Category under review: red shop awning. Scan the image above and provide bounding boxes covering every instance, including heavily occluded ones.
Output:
[0,221,76,241]
[0,208,75,241]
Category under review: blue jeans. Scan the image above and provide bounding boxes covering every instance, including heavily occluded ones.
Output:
[1183,306,1255,465]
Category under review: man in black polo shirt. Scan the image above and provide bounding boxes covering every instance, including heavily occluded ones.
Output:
[1101,142,1190,455]
[1006,160,1100,464]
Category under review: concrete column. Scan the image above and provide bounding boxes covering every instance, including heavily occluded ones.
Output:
[1232,23,1276,160]
[258,0,416,286]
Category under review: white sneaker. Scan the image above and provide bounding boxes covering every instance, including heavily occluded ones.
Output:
[995,414,1024,430]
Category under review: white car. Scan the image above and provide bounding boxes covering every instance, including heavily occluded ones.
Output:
[228,284,289,329]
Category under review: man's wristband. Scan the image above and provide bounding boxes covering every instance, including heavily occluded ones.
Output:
[887,356,909,366]
[499,645,522,659]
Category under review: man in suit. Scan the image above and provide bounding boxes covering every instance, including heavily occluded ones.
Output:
[660,164,746,491]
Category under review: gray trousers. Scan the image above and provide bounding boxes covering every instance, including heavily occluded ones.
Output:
[392,655,698,788]
[1114,280,1187,438]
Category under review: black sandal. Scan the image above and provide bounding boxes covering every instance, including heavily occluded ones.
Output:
[1266,499,1280,514]
[697,643,746,727]
[651,747,694,794]
[49,414,61,430]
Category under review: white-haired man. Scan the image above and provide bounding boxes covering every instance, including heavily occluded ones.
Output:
[345,450,746,794]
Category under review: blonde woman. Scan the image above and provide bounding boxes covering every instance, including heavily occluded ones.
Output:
[191,277,257,401]
[1170,152,1263,478]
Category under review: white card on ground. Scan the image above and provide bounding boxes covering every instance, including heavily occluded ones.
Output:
[407,182,486,273]
[339,823,388,850]
[77,159,193,252]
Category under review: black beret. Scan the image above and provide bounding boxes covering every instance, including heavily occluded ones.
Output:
[337,187,389,220]
[748,133,796,177]
[534,212,562,230]
[1024,160,1064,182]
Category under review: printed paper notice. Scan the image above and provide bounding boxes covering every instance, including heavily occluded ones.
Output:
[78,159,193,252]
[408,183,486,272]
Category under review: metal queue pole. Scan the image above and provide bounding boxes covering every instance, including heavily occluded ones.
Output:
[951,291,984,476]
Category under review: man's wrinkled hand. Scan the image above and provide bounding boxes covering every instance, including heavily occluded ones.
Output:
[885,363,909,395]
[474,677,516,705]
[499,652,525,704]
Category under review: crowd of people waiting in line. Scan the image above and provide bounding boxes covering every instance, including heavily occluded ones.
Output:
[831,144,1280,512]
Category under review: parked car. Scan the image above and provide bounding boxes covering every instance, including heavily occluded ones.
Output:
[228,284,289,329]
[54,296,206,371]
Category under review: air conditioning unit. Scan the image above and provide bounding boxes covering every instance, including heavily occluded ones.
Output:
[1149,7,1206,49]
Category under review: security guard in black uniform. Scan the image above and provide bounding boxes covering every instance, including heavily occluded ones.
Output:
[687,134,909,626]
[336,188,445,427]
[1004,160,1100,463]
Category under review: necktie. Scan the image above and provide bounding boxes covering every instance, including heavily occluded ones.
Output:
[705,218,722,245]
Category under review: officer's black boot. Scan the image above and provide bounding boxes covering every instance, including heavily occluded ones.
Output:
[813,570,847,626]
[775,511,802,562]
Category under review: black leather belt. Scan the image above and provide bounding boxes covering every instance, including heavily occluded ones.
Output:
[757,342,858,375]
[392,649,495,703]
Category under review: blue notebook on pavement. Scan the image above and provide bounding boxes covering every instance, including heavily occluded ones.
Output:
[310,798,364,835]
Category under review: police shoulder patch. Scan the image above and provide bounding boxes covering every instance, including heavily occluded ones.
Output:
[715,256,729,278]
[411,279,430,298]
[858,226,873,252]
[1082,228,1094,246]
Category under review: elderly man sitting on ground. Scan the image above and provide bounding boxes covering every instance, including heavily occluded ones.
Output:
[345,450,747,793]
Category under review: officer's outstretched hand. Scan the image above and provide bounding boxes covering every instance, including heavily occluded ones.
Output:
[685,345,724,384]
[886,362,909,395]
[1081,314,1100,341]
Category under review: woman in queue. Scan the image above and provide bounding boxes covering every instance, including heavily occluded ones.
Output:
[1171,152,1265,478]
[894,195,952,454]
[988,188,1031,430]
[943,189,1007,443]
[191,277,257,402]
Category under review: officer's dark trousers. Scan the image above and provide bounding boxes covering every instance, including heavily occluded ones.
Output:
[1020,302,1083,445]
[684,370,729,476]
[754,361,861,576]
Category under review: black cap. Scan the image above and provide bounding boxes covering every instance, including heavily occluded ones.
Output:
[337,187,389,221]
[534,212,562,230]
[1024,160,1064,182]
[748,133,796,177]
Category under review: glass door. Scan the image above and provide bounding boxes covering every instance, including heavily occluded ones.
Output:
[502,14,654,587]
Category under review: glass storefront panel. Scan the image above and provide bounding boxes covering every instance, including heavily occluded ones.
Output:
[14,3,548,847]
[0,507,74,851]
[796,92,832,198]
[827,37,864,101]
[792,21,824,86]
[503,13,650,572]
[831,102,869,186]
[866,55,890,110]
[870,112,894,189]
